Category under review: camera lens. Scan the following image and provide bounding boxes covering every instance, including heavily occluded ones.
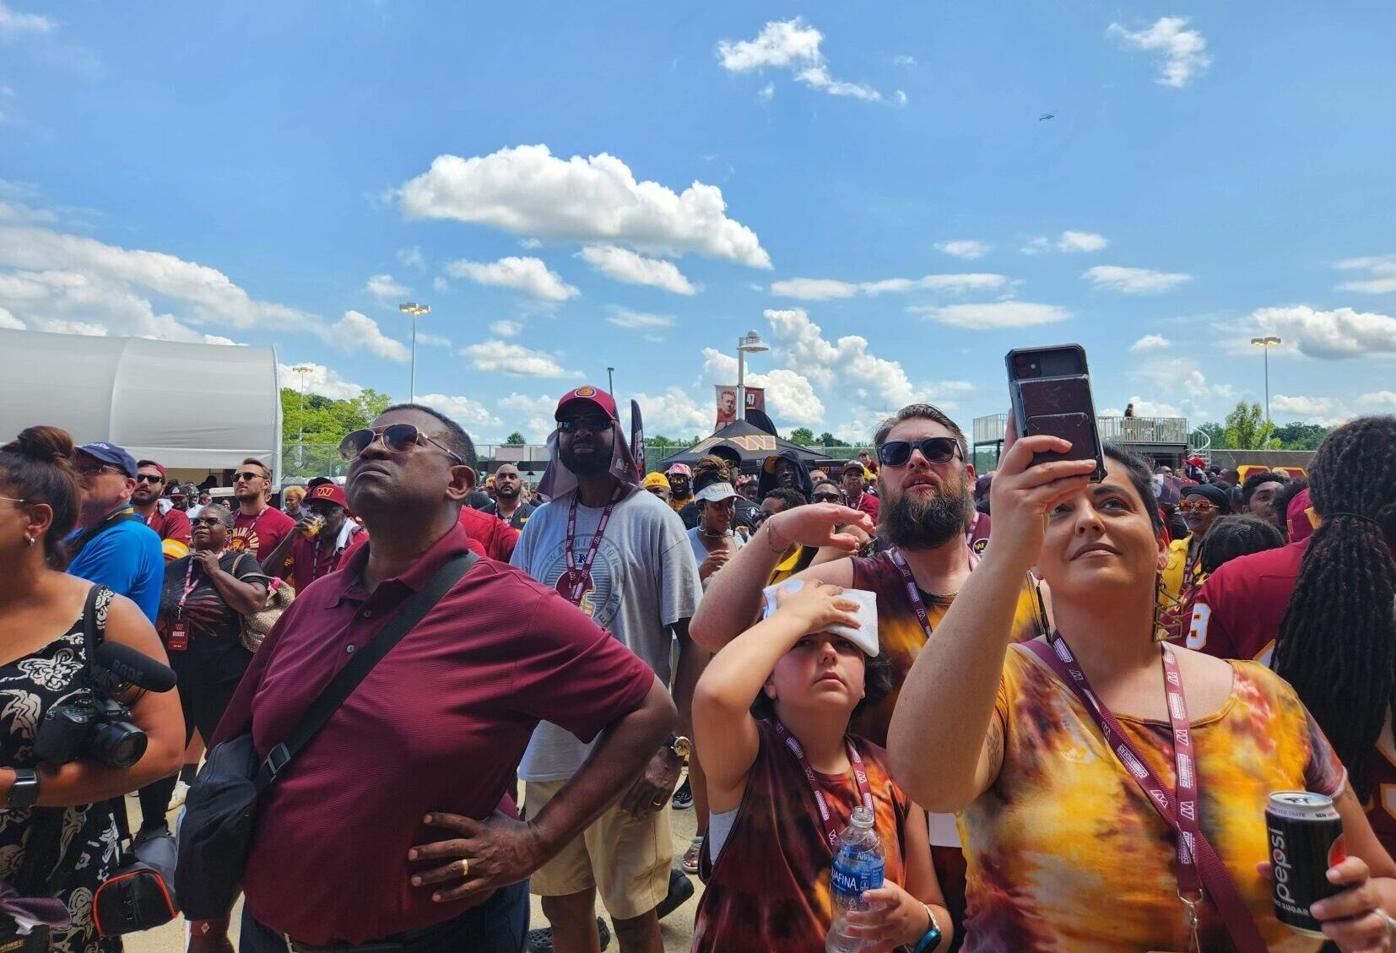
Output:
[88,719,148,769]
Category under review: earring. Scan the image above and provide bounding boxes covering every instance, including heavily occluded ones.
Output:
[24,534,36,547]
[1153,574,1182,643]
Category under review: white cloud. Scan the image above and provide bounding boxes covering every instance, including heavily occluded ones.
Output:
[893,54,916,66]
[365,273,409,305]
[762,307,917,411]
[444,256,579,302]
[1108,16,1211,88]
[277,362,363,401]
[1130,334,1171,352]
[1084,265,1192,294]
[416,332,452,348]
[0,2,53,38]
[397,247,426,271]
[1361,391,1396,408]
[629,388,714,435]
[1271,394,1343,422]
[578,245,696,295]
[606,308,675,330]
[417,393,502,432]
[461,339,574,378]
[490,319,522,337]
[1334,254,1396,295]
[935,240,990,260]
[519,238,542,249]
[1021,230,1109,255]
[1246,305,1396,359]
[757,83,775,104]
[433,276,449,293]
[771,272,1008,301]
[395,144,771,268]
[0,199,57,224]
[1129,358,1235,420]
[916,301,1072,328]
[34,318,108,336]
[498,392,559,442]
[716,17,895,104]
[328,311,410,362]
[0,304,22,329]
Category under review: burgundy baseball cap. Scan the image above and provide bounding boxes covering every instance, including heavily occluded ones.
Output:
[555,385,617,421]
[305,482,350,509]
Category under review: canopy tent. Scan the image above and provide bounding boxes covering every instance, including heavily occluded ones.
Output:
[664,419,824,468]
[0,329,282,475]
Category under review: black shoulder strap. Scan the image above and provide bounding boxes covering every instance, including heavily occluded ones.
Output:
[66,511,143,561]
[254,550,479,789]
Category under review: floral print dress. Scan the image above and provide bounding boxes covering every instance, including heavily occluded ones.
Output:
[0,587,122,953]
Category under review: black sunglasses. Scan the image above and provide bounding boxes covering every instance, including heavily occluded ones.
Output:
[233,470,266,483]
[813,492,842,503]
[876,437,961,468]
[338,424,466,465]
[135,474,165,484]
[190,517,224,527]
[557,416,614,434]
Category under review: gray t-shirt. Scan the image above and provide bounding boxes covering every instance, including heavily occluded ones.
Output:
[512,485,700,781]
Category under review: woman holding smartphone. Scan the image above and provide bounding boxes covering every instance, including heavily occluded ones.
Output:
[887,430,1396,952]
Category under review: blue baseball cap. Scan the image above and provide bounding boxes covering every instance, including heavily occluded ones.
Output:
[77,441,138,478]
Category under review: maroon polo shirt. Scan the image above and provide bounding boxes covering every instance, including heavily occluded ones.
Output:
[212,523,657,945]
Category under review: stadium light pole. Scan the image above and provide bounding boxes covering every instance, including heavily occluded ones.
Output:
[736,330,768,422]
[399,302,431,402]
[291,364,314,469]
[1250,335,1281,447]
[607,366,615,395]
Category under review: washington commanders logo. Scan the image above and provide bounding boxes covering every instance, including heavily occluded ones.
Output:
[972,538,989,554]
[573,386,598,398]
[229,528,259,553]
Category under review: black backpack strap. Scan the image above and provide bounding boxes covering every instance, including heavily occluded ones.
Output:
[254,550,479,789]
[66,511,143,562]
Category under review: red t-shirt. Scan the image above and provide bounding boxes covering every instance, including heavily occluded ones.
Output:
[847,492,880,521]
[143,507,191,547]
[457,505,519,562]
[1186,539,1308,664]
[288,528,369,594]
[231,505,297,572]
[212,524,657,944]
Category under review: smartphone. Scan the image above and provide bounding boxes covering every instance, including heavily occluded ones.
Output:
[1005,344,1106,481]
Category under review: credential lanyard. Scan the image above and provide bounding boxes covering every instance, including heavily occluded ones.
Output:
[175,558,200,621]
[889,547,937,641]
[774,720,874,850]
[1025,635,1205,943]
[562,486,622,605]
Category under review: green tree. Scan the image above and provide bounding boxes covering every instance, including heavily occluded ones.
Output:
[648,435,676,448]
[1272,422,1330,450]
[504,431,526,446]
[819,431,850,447]
[1196,421,1228,449]
[280,387,393,477]
[1222,401,1275,450]
[789,427,816,446]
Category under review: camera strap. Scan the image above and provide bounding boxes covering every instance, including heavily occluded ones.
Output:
[64,508,143,562]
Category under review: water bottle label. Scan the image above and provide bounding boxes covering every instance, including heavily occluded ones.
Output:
[831,859,884,898]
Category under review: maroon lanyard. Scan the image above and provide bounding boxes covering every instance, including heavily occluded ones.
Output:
[774,720,874,849]
[888,548,937,641]
[310,535,345,581]
[1025,636,1206,936]
[560,486,622,605]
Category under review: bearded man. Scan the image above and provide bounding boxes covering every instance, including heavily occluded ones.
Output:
[690,402,1049,950]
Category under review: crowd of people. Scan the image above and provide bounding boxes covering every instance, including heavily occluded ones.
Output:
[0,387,1393,953]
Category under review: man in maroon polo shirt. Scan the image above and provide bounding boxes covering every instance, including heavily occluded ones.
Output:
[192,403,675,953]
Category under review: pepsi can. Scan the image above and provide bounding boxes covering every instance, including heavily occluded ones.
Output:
[1266,791,1346,936]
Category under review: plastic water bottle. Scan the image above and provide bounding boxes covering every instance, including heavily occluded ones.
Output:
[826,805,885,953]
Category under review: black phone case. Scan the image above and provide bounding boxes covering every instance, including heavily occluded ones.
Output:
[1006,347,1107,482]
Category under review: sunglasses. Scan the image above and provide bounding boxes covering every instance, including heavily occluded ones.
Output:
[338,424,466,465]
[75,461,125,477]
[1178,500,1218,514]
[135,474,165,484]
[876,437,960,468]
[813,492,842,503]
[557,416,614,434]
[233,470,267,483]
[190,517,224,527]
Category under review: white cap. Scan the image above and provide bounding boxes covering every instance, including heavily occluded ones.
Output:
[694,482,738,504]
[761,580,879,657]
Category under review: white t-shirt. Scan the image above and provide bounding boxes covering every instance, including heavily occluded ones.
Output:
[512,485,701,781]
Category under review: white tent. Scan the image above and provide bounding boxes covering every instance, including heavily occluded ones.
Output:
[0,329,282,475]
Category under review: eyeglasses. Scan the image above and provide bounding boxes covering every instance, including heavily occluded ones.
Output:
[74,460,125,477]
[190,517,224,527]
[0,496,26,505]
[135,474,165,484]
[813,492,842,503]
[338,424,466,465]
[876,437,961,468]
[557,416,615,434]
[233,471,267,483]
[1178,500,1218,514]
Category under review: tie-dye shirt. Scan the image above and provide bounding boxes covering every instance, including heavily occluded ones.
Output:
[958,646,1347,953]
[692,721,911,953]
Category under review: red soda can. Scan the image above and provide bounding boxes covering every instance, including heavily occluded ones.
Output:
[1266,790,1346,936]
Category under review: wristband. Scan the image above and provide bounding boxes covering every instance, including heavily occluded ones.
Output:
[911,903,942,953]
[764,519,790,555]
[6,768,40,810]
[190,917,230,938]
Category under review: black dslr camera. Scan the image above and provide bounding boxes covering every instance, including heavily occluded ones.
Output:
[33,651,151,768]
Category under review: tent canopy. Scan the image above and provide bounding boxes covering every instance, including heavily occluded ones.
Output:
[664,419,824,468]
[0,329,281,474]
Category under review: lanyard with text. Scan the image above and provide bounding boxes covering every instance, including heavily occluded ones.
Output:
[559,485,622,606]
[1025,635,1240,953]
[889,547,978,641]
[774,720,873,850]
[175,558,202,620]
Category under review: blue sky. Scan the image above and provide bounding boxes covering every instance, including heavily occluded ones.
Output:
[3,2,1394,443]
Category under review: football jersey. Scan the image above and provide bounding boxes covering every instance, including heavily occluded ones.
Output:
[1185,539,1307,665]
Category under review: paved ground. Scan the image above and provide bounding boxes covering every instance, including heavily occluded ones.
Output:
[126,776,704,953]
